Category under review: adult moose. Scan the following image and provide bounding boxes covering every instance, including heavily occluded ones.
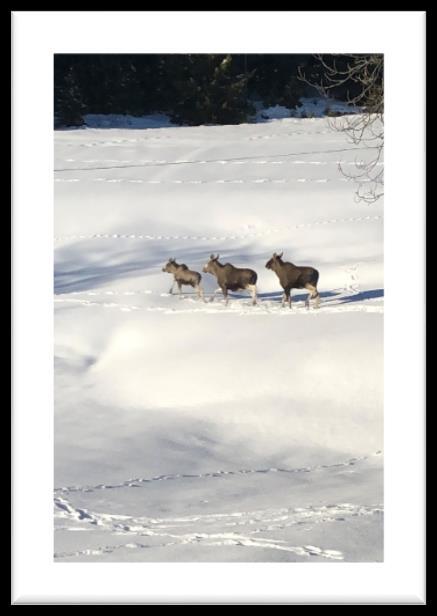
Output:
[162,258,205,300]
[203,254,258,305]
[265,251,320,309]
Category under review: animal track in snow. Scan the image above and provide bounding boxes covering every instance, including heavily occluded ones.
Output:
[53,215,382,243]
[63,128,343,150]
[54,453,379,495]
[54,297,141,312]
[59,157,384,168]
[54,536,344,561]
[344,264,361,295]
[249,130,333,140]
[54,492,383,561]
[57,289,153,298]
[54,296,384,316]
[55,176,365,185]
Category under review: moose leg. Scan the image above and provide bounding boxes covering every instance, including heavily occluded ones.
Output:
[222,286,229,306]
[283,288,292,309]
[246,284,257,306]
[169,281,175,295]
[305,283,318,310]
[210,287,223,303]
[196,284,206,302]
[177,282,183,299]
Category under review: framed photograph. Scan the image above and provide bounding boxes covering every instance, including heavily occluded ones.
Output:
[12,10,426,604]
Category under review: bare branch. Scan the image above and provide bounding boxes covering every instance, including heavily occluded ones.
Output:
[298,54,383,204]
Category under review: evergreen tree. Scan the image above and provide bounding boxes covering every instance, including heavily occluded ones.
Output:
[246,54,308,109]
[54,65,85,127]
[53,54,378,128]
[168,54,255,125]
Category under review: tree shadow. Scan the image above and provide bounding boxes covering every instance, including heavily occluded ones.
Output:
[54,259,155,294]
[334,288,384,304]
[54,115,175,131]
[229,289,342,301]
[54,239,273,295]
[287,288,384,304]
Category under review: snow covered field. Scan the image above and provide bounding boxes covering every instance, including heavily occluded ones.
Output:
[54,115,383,562]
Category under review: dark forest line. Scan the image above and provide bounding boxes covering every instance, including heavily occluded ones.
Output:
[54,54,381,128]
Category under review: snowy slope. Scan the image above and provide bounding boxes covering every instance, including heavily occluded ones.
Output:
[54,115,383,562]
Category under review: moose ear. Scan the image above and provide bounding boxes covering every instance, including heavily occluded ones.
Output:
[215,254,220,261]
[278,251,283,258]
[273,252,277,257]
[210,254,215,260]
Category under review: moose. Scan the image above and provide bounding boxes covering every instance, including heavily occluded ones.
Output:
[202,254,258,305]
[265,252,320,309]
[162,258,205,300]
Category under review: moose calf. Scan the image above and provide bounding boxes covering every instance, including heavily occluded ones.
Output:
[265,251,320,309]
[162,258,204,300]
[203,254,258,305]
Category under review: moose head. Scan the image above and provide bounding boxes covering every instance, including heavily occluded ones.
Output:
[162,257,177,273]
[203,254,220,274]
[265,251,283,270]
